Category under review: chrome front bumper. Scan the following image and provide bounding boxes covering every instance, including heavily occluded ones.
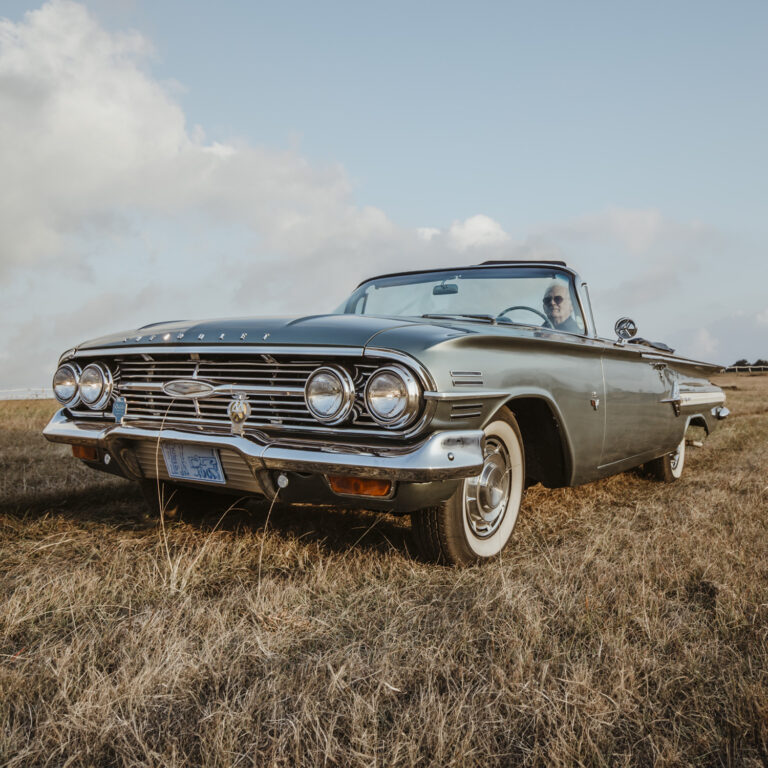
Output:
[43,409,484,484]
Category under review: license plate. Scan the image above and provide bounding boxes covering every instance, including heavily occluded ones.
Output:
[161,443,226,485]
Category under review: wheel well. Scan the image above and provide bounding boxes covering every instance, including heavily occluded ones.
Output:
[686,414,710,436]
[503,397,569,488]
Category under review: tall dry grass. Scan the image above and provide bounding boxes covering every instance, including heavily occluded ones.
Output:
[1,374,766,766]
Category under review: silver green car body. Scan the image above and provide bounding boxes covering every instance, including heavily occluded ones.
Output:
[43,262,726,513]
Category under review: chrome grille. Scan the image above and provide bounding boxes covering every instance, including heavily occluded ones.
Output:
[110,354,384,434]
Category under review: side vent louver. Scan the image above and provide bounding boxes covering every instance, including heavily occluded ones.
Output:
[451,370,483,386]
[450,402,484,420]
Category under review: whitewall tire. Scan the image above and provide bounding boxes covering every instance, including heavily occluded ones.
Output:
[411,410,525,565]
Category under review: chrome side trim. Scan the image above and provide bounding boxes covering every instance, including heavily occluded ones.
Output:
[680,391,726,406]
[42,409,484,482]
[640,352,723,369]
[661,383,725,415]
[424,390,509,401]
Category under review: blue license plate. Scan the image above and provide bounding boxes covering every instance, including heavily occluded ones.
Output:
[161,443,226,484]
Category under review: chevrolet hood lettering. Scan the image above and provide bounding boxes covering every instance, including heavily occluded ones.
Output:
[162,380,215,399]
[77,314,466,351]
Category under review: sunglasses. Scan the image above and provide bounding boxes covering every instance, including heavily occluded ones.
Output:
[543,295,566,306]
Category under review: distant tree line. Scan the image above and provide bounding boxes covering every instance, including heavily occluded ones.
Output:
[732,359,768,366]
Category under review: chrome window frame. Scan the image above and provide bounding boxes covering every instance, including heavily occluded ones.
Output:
[338,263,598,339]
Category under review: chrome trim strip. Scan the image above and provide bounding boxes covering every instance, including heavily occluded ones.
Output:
[424,390,509,401]
[42,409,484,482]
[121,381,305,398]
[640,352,722,369]
[72,345,367,359]
[680,391,726,406]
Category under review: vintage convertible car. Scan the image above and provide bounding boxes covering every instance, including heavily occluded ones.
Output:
[43,261,727,564]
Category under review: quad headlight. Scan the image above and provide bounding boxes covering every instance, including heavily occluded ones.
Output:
[304,365,356,425]
[364,364,421,429]
[52,363,81,406]
[53,361,113,410]
[79,363,113,410]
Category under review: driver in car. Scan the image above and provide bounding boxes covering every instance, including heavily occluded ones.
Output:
[543,282,581,333]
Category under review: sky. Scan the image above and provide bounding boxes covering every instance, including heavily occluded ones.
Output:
[1,0,767,390]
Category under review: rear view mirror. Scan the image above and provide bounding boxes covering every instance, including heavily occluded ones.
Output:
[433,282,458,296]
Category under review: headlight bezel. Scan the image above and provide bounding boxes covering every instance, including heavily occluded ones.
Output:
[304,365,356,425]
[52,363,82,407]
[78,363,114,410]
[364,364,422,429]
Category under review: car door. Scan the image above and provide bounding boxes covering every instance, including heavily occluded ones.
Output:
[600,345,682,468]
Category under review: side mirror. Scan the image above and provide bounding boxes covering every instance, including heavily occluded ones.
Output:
[614,317,638,341]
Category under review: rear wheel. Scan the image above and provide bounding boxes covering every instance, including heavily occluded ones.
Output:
[139,479,244,520]
[411,411,525,565]
[646,437,686,483]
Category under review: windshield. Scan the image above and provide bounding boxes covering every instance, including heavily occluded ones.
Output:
[335,267,586,334]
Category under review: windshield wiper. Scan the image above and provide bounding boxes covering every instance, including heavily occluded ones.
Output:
[421,313,496,324]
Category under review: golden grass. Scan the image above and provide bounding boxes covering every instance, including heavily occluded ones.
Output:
[1,374,767,766]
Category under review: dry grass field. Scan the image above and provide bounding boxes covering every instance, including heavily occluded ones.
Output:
[1,374,766,767]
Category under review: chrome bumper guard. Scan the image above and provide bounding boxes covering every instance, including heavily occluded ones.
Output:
[43,410,484,483]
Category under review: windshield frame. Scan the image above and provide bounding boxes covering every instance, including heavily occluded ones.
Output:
[336,263,596,338]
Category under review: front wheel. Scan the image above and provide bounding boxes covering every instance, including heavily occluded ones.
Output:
[645,437,686,483]
[411,411,525,565]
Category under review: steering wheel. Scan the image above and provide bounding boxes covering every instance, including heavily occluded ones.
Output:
[496,305,552,328]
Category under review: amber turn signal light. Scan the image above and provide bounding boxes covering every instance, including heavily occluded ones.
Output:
[72,444,99,462]
[327,475,392,497]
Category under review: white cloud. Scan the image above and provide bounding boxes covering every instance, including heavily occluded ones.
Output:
[0,2,759,387]
[446,214,510,251]
[690,328,719,358]
[0,1,521,387]
[0,0,406,276]
[552,207,721,257]
[417,227,441,241]
[0,1,515,282]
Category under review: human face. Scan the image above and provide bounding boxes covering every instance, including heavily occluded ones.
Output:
[543,284,573,327]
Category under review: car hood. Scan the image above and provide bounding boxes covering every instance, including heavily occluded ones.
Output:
[75,313,473,352]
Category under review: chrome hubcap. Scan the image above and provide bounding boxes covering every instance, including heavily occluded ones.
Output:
[670,439,684,471]
[465,437,511,538]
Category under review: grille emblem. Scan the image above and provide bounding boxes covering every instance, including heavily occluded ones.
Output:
[162,379,215,399]
[228,394,251,435]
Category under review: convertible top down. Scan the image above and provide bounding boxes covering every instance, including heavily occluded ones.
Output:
[44,261,727,564]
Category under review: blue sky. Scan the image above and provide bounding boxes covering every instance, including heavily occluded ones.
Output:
[1,0,767,388]
[94,0,768,230]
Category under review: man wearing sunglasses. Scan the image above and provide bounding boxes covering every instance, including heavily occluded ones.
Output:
[542,282,581,333]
